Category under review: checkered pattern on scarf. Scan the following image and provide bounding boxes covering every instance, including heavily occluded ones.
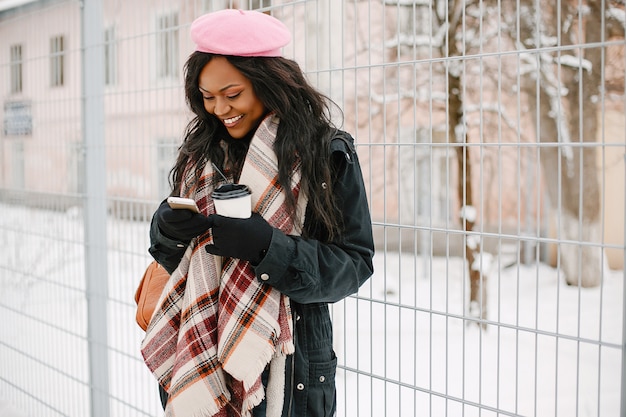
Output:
[141,115,305,417]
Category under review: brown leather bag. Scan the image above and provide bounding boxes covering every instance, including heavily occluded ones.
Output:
[134,261,170,331]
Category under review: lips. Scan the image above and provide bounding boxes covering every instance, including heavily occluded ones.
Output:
[223,114,243,126]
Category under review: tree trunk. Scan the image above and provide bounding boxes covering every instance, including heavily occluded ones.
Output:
[442,0,488,324]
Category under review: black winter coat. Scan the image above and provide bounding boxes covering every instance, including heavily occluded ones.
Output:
[148,131,375,417]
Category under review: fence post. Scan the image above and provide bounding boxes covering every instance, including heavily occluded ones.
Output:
[81,0,110,416]
[621,154,626,417]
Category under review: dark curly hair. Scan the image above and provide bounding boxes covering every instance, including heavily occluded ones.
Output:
[170,51,343,241]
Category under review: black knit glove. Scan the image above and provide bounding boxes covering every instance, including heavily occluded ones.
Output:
[155,199,211,242]
[205,213,273,263]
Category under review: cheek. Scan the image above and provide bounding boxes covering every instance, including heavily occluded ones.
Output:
[202,100,213,114]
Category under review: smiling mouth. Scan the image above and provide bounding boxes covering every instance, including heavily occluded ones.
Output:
[223,115,243,126]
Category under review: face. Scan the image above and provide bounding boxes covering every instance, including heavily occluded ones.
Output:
[198,57,266,139]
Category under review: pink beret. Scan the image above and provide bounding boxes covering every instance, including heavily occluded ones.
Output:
[190,9,291,57]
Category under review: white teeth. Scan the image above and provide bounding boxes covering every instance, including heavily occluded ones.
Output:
[223,115,243,124]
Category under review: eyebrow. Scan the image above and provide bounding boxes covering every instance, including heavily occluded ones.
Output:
[198,84,241,94]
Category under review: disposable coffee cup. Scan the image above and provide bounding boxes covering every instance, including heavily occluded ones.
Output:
[211,184,252,218]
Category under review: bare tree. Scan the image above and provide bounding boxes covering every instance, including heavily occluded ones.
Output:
[434,0,489,325]
[380,0,623,320]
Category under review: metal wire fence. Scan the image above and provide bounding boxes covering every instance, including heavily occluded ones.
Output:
[0,0,624,416]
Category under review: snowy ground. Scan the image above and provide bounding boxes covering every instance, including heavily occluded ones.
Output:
[336,251,623,417]
[0,203,623,416]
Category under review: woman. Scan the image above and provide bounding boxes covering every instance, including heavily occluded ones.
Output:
[142,9,374,417]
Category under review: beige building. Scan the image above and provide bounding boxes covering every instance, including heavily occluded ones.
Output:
[0,0,623,268]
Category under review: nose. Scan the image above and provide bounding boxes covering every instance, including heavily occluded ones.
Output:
[214,97,231,116]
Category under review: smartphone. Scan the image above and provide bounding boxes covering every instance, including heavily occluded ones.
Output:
[167,197,200,213]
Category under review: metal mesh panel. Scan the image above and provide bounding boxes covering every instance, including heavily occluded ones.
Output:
[0,1,624,416]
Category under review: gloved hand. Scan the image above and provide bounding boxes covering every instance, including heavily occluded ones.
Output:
[155,199,211,242]
[205,213,273,264]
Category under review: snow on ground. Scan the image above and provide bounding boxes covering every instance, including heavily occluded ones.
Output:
[0,203,623,416]
[333,250,623,417]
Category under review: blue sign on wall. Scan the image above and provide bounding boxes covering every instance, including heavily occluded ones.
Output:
[3,101,32,136]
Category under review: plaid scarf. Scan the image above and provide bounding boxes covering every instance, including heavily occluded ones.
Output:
[141,115,305,417]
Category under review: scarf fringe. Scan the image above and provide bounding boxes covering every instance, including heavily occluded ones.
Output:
[278,340,295,356]
[227,345,276,391]
[166,405,220,417]
[165,384,230,417]
[225,341,293,391]
[241,388,265,417]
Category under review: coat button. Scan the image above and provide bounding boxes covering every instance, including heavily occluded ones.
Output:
[296,383,305,391]
[319,375,326,383]
[176,243,185,248]
[260,273,269,281]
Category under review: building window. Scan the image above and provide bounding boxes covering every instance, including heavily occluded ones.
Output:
[156,138,179,197]
[104,26,117,86]
[398,128,451,225]
[10,44,23,94]
[200,2,273,15]
[385,1,436,55]
[156,13,179,79]
[202,0,230,12]
[50,35,65,87]
[249,0,272,10]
